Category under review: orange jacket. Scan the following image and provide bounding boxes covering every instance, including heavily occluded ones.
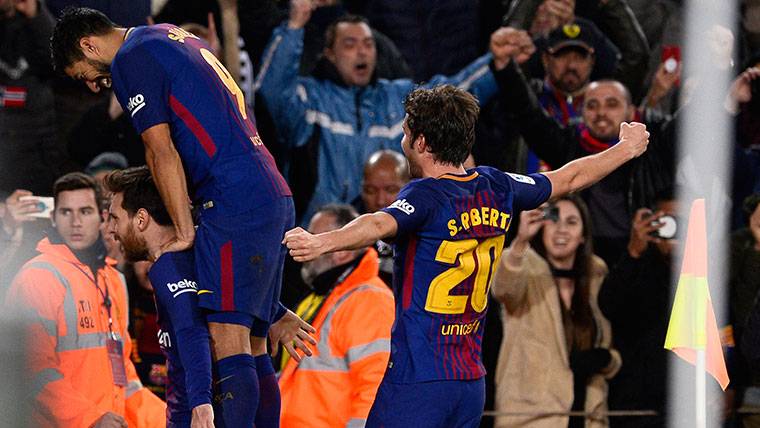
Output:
[279,248,395,428]
[4,238,165,428]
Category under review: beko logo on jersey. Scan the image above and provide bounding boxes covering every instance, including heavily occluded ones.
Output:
[127,94,146,117]
[390,199,415,215]
[166,279,198,298]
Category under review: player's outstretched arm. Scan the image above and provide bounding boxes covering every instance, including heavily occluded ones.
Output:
[543,122,650,199]
[142,124,195,257]
[283,211,397,262]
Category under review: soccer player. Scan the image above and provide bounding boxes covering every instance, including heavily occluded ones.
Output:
[105,166,214,428]
[51,8,315,428]
[283,85,650,427]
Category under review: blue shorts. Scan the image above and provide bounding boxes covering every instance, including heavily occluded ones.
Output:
[366,377,485,428]
[195,196,294,327]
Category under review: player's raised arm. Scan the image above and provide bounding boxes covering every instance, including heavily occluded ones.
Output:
[543,121,650,199]
[142,123,195,256]
[283,211,397,262]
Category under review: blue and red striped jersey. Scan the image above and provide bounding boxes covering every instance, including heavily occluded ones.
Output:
[380,166,552,382]
[111,24,290,211]
[148,250,212,425]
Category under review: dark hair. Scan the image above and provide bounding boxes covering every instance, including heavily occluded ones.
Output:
[314,204,359,229]
[530,194,596,350]
[324,14,371,49]
[53,172,102,208]
[404,85,480,165]
[103,166,173,227]
[744,193,760,217]
[51,7,116,72]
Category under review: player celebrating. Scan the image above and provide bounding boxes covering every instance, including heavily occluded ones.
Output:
[105,166,214,428]
[284,85,650,427]
[51,8,314,428]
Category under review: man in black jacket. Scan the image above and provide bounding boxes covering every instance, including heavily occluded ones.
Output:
[491,36,674,264]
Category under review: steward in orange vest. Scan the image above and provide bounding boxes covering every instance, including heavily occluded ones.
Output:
[279,206,394,428]
[4,173,164,427]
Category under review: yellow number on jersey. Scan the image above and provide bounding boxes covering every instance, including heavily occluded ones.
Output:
[199,48,247,120]
[424,235,506,315]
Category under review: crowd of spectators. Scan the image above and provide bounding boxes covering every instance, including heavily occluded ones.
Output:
[2,0,760,426]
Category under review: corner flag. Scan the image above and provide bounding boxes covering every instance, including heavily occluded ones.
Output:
[663,198,729,390]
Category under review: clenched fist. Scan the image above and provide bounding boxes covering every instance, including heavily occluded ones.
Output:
[490,27,535,70]
[282,227,328,262]
[617,122,650,159]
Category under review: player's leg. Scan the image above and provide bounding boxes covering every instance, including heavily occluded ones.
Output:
[251,324,280,428]
[251,198,293,428]
[207,316,259,428]
[366,379,452,428]
[195,215,263,428]
[448,377,486,428]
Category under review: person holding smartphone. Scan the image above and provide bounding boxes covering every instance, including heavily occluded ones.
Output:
[597,190,682,428]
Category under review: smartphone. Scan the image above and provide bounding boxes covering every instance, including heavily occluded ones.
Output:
[19,196,54,219]
[542,205,559,223]
[661,45,681,86]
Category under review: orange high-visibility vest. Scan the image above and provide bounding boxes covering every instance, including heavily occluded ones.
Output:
[5,238,165,428]
[279,249,394,428]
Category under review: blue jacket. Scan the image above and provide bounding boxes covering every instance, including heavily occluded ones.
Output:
[256,23,498,223]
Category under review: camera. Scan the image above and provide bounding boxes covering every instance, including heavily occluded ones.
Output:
[542,205,559,222]
[650,215,678,240]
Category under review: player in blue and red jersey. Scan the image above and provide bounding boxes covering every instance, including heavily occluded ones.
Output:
[284,84,650,427]
[52,8,315,428]
[105,167,214,427]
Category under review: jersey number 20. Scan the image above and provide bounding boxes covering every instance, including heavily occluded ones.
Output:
[425,235,505,314]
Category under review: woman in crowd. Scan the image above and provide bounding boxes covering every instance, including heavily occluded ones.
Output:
[491,194,620,428]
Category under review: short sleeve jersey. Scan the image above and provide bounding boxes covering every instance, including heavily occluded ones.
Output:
[148,250,210,423]
[380,166,552,382]
[111,24,290,210]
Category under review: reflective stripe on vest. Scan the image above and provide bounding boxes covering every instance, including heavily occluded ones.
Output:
[297,284,390,373]
[346,417,366,428]
[30,367,64,398]
[25,262,122,352]
[126,379,143,398]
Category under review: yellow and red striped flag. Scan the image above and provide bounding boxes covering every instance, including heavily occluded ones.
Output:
[663,199,730,390]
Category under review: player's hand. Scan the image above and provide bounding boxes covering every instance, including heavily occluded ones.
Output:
[90,412,128,428]
[191,403,215,428]
[627,208,663,258]
[269,309,317,362]
[490,27,535,70]
[155,235,194,260]
[288,0,314,29]
[617,122,649,159]
[514,209,545,245]
[282,227,328,262]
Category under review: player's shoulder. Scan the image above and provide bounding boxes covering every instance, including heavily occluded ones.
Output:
[149,251,196,286]
[115,25,178,62]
